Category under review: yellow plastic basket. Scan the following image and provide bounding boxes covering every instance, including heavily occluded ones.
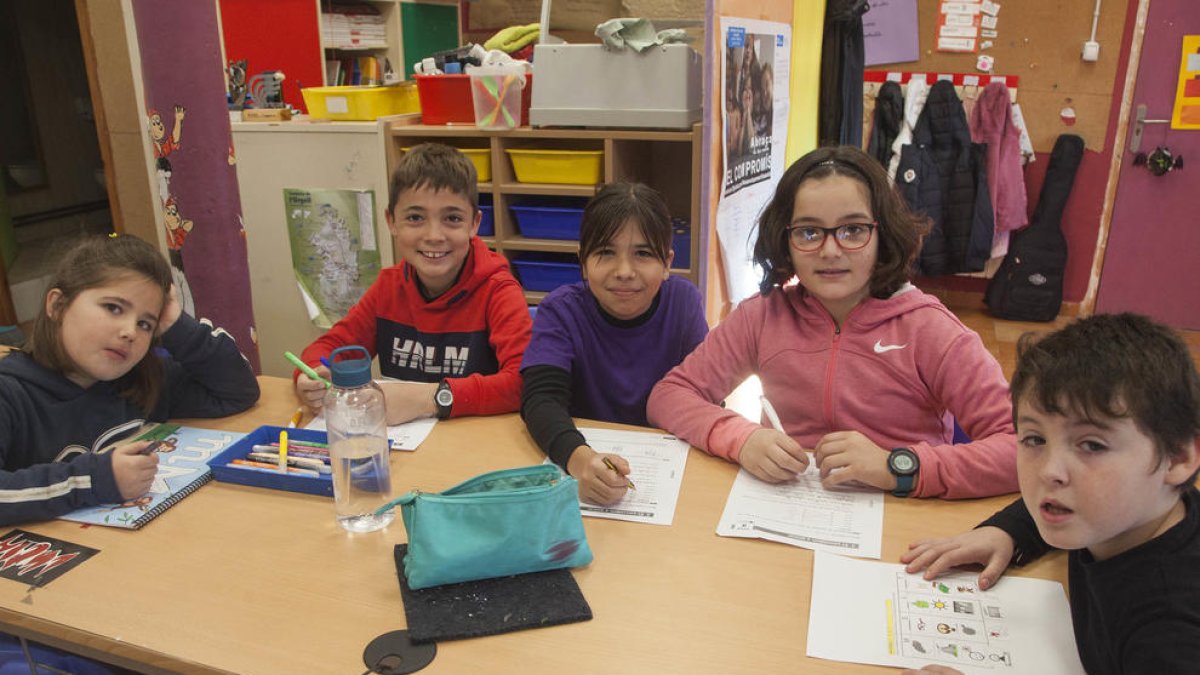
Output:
[505,149,603,185]
[401,147,491,182]
[302,83,420,121]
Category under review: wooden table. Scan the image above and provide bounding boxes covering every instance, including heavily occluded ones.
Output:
[0,377,1067,674]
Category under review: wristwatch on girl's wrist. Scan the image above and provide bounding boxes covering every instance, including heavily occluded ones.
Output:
[888,447,919,497]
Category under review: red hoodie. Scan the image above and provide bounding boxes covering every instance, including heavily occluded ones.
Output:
[300,237,531,417]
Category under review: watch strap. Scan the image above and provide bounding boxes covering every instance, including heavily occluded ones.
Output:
[892,473,915,498]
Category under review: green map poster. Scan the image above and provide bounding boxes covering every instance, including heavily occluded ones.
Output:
[283,188,382,328]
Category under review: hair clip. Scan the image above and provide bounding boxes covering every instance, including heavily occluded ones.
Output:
[108,232,119,238]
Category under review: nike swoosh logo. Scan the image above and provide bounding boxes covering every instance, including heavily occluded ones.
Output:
[873,340,908,354]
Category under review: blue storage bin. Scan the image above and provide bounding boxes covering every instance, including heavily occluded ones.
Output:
[672,230,691,270]
[510,202,586,240]
[511,254,582,292]
[478,204,495,236]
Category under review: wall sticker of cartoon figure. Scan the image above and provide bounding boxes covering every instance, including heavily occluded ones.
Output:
[148,104,185,201]
[162,196,196,317]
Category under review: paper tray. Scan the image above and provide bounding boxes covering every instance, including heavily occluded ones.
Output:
[208,425,333,497]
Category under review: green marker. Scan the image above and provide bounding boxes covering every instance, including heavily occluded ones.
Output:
[284,351,331,388]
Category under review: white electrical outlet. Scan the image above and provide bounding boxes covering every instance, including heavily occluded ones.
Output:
[1082,40,1101,62]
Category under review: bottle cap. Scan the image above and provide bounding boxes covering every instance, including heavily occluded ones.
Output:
[329,345,372,387]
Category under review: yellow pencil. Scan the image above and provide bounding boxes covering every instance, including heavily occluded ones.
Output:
[603,457,636,490]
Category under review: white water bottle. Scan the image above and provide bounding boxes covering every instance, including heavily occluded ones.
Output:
[324,345,394,533]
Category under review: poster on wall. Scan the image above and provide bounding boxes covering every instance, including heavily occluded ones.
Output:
[717,17,791,306]
[283,188,383,328]
[864,0,920,66]
[1172,35,1200,129]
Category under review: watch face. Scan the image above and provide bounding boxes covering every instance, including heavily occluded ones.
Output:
[436,388,453,406]
[891,451,917,474]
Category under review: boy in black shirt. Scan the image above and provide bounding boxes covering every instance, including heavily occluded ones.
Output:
[902,313,1200,675]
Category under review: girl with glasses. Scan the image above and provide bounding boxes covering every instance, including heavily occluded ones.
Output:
[648,146,1017,499]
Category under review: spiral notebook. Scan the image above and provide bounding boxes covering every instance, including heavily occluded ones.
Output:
[60,424,245,530]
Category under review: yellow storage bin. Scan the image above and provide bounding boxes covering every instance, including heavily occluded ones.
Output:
[302,83,420,121]
[505,149,603,185]
[401,147,491,182]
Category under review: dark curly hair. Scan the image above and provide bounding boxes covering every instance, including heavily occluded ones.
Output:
[752,145,928,296]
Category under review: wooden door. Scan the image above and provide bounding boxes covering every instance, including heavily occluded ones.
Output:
[1095,0,1200,329]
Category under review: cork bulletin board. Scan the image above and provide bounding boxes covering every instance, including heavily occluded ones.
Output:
[873,1,1131,153]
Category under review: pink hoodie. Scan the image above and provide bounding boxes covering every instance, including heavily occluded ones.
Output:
[970,82,1028,234]
[647,284,1017,499]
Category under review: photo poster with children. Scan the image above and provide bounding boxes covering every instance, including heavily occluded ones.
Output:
[717,17,790,305]
[807,551,1085,674]
[283,188,383,329]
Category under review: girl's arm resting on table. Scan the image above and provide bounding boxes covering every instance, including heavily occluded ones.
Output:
[0,452,122,526]
[911,331,1018,499]
[156,313,260,419]
[646,299,763,460]
[520,365,586,470]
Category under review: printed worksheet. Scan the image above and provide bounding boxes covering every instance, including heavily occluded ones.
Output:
[716,465,884,559]
[807,551,1085,674]
[305,415,436,451]
[573,427,690,526]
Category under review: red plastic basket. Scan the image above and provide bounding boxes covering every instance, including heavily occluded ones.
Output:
[414,73,533,126]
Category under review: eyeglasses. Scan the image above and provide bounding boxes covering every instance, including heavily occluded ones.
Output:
[785,222,877,252]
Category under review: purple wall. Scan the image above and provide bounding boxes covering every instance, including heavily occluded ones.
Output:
[131,0,261,371]
[1095,0,1200,329]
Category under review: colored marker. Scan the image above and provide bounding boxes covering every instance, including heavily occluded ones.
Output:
[246,452,330,474]
[251,445,329,461]
[227,460,321,477]
[602,457,636,491]
[278,430,289,472]
[284,351,331,388]
[287,407,303,428]
[320,356,332,369]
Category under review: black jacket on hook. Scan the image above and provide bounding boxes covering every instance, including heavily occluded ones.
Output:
[818,0,869,147]
[895,80,994,276]
[867,81,904,168]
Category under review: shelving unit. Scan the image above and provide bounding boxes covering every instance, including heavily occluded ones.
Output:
[385,123,704,305]
[318,0,403,85]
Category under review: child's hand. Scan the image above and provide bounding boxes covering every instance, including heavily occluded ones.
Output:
[379,381,437,424]
[295,365,332,412]
[813,431,891,491]
[738,428,809,482]
[901,666,964,675]
[900,526,1015,591]
[566,446,630,505]
[111,443,159,500]
[157,284,183,336]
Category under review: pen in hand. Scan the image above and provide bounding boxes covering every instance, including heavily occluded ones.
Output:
[602,457,636,491]
[759,395,785,433]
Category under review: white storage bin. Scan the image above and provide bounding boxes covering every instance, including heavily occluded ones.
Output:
[529,44,701,130]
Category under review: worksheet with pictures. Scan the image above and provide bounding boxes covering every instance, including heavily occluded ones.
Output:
[807,551,1085,674]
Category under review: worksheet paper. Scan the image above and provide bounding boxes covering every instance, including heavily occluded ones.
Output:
[715,466,884,559]
[305,415,436,451]
[574,428,690,526]
[807,551,1085,674]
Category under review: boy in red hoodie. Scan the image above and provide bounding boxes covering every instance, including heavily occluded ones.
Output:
[295,144,531,424]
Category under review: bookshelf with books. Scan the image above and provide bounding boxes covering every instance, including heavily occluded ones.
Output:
[319,0,400,86]
[384,124,704,307]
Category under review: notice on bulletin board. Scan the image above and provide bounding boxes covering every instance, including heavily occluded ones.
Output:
[1172,35,1200,129]
[864,0,920,66]
[717,17,791,306]
[936,1,982,53]
[283,188,382,329]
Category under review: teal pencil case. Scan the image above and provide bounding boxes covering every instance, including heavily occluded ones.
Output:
[379,465,593,590]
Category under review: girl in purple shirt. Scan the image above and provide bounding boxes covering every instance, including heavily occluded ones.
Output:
[520,183,708,505]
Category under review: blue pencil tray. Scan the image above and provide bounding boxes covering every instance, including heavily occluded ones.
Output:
[208,425,333,497]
